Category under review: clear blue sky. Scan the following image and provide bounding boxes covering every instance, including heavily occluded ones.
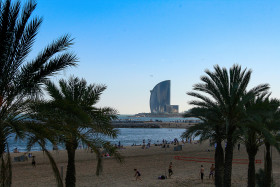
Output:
[28,0,280,114]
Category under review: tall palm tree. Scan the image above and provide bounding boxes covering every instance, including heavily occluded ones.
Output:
[242,127,262,187]
[232,94,264,187]
[241,95,280,187]
[237,94,267,187]
[28,77,122,187]
[241,94,270,187]
[182,106,226,187]
[0,0,77,186]
[259,98,280,187]
[187,64,269,187]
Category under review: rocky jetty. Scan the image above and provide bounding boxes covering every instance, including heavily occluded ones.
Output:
[112,121,160,128]
[112,121,194,128]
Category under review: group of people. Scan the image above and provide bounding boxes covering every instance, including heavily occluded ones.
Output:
[114,141,125,149]
[134,162,215,183]
[133,162,173,182]
[130,137,198,148]
[142,139,151,149]
[200,164,215,182]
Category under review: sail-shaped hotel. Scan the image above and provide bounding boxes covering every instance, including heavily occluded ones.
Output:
[150,80,179,114]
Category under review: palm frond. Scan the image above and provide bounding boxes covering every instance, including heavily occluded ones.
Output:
[38,141,63,187]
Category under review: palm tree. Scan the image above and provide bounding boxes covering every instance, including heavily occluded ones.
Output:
[0,0,77,186]
[241,95,280,187]
[187,64,269,187]
[242,127,262,187]
[234,94,266,187]
[182,106,226,187]
[240,94,270,187]
[28,77,122,187]
[259,98,280,187]
[237,102,262,187]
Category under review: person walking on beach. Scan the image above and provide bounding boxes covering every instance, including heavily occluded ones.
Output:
[209,164,215,179]
[142,139,146,149]
[168,162,173,178]
[200,165,204,182]
[134,169,142,181]
[32,156,36,168]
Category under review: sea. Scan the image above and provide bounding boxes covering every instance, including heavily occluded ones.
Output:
[117,115,198,122]
[7,115,198,152]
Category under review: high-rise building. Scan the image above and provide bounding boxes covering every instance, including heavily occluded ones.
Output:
[150,80,179,113]
[150,80,170,113]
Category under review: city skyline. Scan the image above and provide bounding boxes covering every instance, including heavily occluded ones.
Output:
[28,0,280,114]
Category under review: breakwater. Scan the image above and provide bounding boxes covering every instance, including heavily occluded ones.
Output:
[112,121,196,128]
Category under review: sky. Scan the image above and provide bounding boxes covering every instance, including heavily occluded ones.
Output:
[24,0,280,114]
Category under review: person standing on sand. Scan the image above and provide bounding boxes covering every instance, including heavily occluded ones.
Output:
[134,169,142,181]
[200,165,204,182]
[168,162,173,178]
[209,164,215,179]
[32,156,36,168]
[142,139,145,149]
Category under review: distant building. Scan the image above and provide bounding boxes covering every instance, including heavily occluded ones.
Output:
[165,105,179,113]
[150,80,179,114]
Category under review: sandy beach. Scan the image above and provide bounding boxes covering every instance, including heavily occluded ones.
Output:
[11,141,280,187]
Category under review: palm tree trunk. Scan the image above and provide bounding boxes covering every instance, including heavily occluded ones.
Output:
[247,147,257,187]
[65,141,78,187]
[224,134,234,187]
[215,140,224,187]
[264,142,272,187]
[0,132,5,158]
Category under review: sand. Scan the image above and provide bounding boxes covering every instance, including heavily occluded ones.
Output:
[11,141,280,187]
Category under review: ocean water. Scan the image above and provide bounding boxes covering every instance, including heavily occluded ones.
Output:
[105,128,187,146]
[117,115,199,122]
[7,128,192,152]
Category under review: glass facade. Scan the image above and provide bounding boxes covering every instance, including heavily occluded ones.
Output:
[165,105,179,113]
[150,80,171,113]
